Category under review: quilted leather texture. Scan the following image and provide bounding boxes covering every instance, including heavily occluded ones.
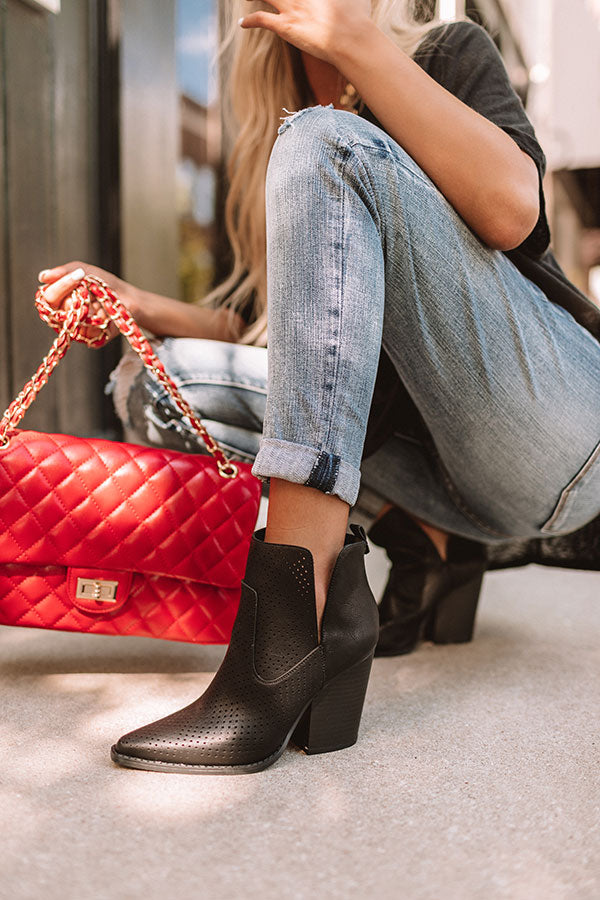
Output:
[0,564,238,643]
[0,430,261,583]
[0,429,262,643]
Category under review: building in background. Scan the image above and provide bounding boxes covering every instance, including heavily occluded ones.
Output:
[1,0,598,440]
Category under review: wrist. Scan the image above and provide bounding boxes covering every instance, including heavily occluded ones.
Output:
[126,285,154,331]
[328,17,381,74]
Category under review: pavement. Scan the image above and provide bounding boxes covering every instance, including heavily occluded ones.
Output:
[1,497,599,900]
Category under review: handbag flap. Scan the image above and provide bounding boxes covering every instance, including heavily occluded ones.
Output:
[0,430,261,588]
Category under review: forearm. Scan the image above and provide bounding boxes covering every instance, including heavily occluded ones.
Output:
[133,288,245,343]
[332,22,539,250]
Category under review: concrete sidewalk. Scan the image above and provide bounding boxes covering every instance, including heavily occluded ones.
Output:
[1,514,598,900]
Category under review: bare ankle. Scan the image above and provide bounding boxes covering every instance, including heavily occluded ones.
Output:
[264,478,350,642]
[412,516,448,562]
[374,501,394,523]
[373,502,449,562]
[310,552,342,642]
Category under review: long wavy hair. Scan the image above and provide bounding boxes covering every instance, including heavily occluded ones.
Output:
[200,1,456,347]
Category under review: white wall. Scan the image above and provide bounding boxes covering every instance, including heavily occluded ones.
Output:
[501,0,600,170]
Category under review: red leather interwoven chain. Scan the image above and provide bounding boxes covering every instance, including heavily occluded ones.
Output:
[0,275,238,478]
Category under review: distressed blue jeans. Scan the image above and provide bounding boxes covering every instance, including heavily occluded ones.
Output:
[108,105,600,543]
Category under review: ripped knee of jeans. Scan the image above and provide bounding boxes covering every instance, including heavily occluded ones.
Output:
[105,350,144,428]
[277,102,334,136]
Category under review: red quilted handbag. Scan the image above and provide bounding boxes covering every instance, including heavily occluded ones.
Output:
[0,275,262,643]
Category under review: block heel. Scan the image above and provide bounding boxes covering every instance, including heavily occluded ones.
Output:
[425,572,483,644]
[292,653,374,755]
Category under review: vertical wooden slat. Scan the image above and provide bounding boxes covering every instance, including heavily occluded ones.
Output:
[94,0,124,439]
[5,0,57,432]
[52,0,105,437]
[119,0,178,298]
[0,0,11,412]
[96,0,121,277]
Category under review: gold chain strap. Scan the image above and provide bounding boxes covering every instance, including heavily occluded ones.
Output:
[0,275,239,479]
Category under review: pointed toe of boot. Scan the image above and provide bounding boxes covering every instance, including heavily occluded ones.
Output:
[111,676,302,774]
[111,728,167,771]
[110,706,206,771]
[110,524,379,775]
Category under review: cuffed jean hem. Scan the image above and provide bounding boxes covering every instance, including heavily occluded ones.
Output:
[251,437,361,507]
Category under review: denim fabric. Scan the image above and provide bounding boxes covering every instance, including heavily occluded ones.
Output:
[108,104,600,543]
[107,338,266,463]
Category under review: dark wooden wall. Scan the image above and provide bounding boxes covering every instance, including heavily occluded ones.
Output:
[0,0,122,437]
[0,0,178,440]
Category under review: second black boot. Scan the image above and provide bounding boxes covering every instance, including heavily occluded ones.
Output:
[368,506,487,657]
[111,523,379,774]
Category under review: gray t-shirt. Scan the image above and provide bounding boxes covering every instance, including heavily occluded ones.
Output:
[362,19,600,460]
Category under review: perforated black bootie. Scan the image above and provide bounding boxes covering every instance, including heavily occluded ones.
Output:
[111,523,379,774]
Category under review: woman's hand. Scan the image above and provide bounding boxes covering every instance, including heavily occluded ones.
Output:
[38,262,248,345]
[239,0,371,64]
[38,262,144,345]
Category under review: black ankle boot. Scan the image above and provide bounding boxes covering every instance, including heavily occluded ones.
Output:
[367,507,487,657]
[111,523,379,774]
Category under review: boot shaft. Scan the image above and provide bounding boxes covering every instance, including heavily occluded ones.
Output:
[242,524,379,681]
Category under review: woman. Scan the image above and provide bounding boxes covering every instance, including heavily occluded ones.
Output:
[39,0,600,774]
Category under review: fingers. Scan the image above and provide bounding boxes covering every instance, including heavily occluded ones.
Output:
[38,262,86,285]
[39,267,86,308]
[35,263,118,346]
[239,11,282,33]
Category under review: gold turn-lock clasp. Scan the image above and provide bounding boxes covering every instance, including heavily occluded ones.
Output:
[75,577,119,604]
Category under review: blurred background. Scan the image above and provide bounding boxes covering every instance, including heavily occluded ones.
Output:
[1,0,599,440]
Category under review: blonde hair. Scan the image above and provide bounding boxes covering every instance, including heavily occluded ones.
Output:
[201,1,455,347]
